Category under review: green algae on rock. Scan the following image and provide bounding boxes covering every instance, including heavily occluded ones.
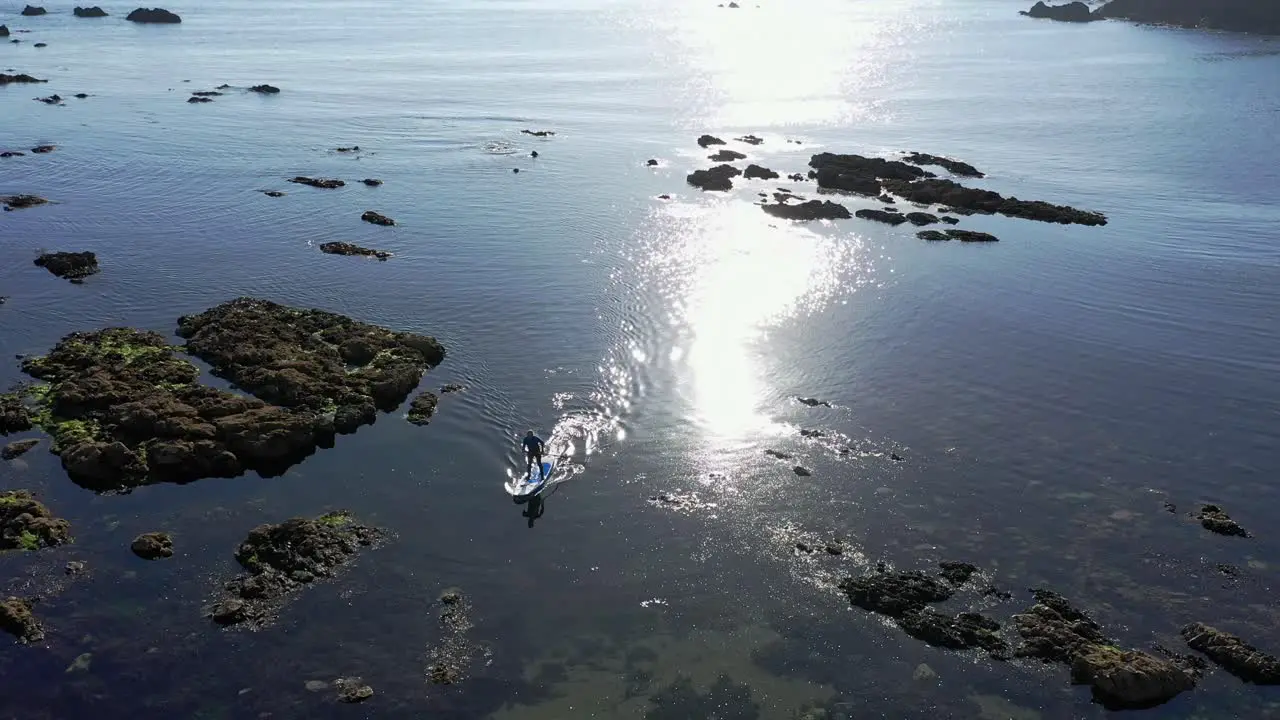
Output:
[208,511,384,629]
[0,490,71,551]
[176,297,446,432]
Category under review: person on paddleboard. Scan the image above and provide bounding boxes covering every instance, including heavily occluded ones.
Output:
[523,430,546,479]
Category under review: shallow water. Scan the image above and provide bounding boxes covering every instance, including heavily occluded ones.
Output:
[2,0,1280,717]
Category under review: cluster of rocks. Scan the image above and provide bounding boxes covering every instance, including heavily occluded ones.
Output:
[208,512,384,628]
[0,490,71,551]
[1023,0,1280,33]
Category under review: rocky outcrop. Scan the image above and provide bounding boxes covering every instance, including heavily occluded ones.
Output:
[810,152,930,197]
[0,25,8,37]
[736,134,764,145]
[21,5,47,16]
[31,145,55,153]
[0,393,32,434]
[1181,623,1280,684]
[0,74,47,86]
[360,210,395,226]
[131,532,173,559]
[288,176,343,189]
[902,152,984,178]
[319,242,389,260]
[708,149,746,162]
[0,490,71,550]
[1021,1,1098,23]
[743,164,779,180]
[19,328,335,489]
[249,84,280,94]
[696,134,726,148]
[938,561,977,585]
[839,570,954,616]
[687,164,741,191]
[1095,0,1280,35]
[176,297,446,424]
[126,7,181,22]
[918,229,1000,242]
[35,94,64,106]
[1015,590,1195,708]
[881,177,1106,225]
[796,397,830,407]
[762,200,850,221]
[899,609,1008,658]
[904,212,939,226]
[0,597,43,643]
[1197,504,1249,537]
[208,512,383,629]
[855,209,908,226]
[262,190,284,197]
[361,178,382,187]
[34,252,100,282]
[74,6,109,16]
[406,391,437,426]
[2,439,39,460]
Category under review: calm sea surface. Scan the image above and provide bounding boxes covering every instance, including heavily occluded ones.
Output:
[2,0,1279,717]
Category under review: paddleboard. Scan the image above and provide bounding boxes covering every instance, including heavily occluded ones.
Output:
[506,458,554,497]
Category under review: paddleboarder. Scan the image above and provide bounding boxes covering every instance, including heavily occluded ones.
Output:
[523,430,546,480]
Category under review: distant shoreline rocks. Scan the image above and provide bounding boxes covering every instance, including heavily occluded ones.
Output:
[21,5,47,17]
[1021,1,1097,22]
[74,6,109,17]
[1023,0,1280,34]
[126,7,181,23]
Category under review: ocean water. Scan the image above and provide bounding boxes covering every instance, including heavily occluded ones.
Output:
[2,0,1279,717]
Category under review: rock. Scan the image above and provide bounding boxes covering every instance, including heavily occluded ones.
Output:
[177,297,446,420]
[743,164,779,180]
[799,429,824,438]
[1014,589,1109,663]
[249,84,280,94]
[880,177,1106,225]
[646,159,659,166]
[521,129,554,137]
[1070,645,1195,708]
[0,74,47,86]
[1022,1,1099,22]
[31,145,55,153]
[686,164,741,192]
[917,229,999,242]
[838,570,953,617]
[899,608,1010,659]
[191,91,222,97]
[903,152,984,177]
[940,215,959,224]
[64,560,86,575]
[335,677,374,703]
[426,589,482,685]
[1094,0,1280,34]
[657,194,671,200]
[361,178,382,186]
[336,146,360,153]
[735,134,763,145]
[530,150,538,158]
[21,5,46,16]
[708,149,746,162]
[855,209,908,226]
[793,466,811,477]
[809,152,931,197]
[319,242,389,260]
[764,449,792,460]
[913,663,938,682]
[2,439,39,460]
[0,393,32,434]
[1,151,24,158]
[1181,623,1280,684]
[786,173,806,182]
[211,512,384,629]
[938,561,977,585]
[406,391,437,426]
[131,532,174,560]
[696,134,726,148]
[727,1,740,7]
[1197,504,1249,537]
[360,210,395,226]
[66,653,93,673]
[762,200,850,221]
[35,94,64,106]
[33,42,46,48]
[74,6,109,16]
[0,597,43,643]
[0,489,72,550]
[187,96,213,104]
[440,383,465,393]
[512,168,520,173]
[262,190,285,197]
[35,252,100,282]
[904,211,939,226]
[983,586,1014,600]
[125,7,181,22]
[288,176,343,189]
[0,25,7,37]
[796,397,830,407]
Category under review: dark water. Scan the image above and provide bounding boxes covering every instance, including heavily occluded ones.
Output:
[2,0,1279,717]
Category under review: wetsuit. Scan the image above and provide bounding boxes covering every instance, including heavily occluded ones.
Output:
[523,435,545,478]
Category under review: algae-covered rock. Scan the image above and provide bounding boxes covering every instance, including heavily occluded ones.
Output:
[838,570,953,617]
[1197,504,1249,537]
[0,597,43,643]
[209,511,383,629]
[131,531,173,559]
[2,439,39,460]
[898,608,1009,659]
[0,490,71,551]
[407,391,437,426]
[1182,622,1280,684]
[0,393,33,435]
[35,252,99,282]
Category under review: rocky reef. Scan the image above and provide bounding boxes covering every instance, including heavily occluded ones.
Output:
[0,74,47,86]
[209,511,383,629]
[0,490,72,551]
[1182,623,1280,684]
[1197,504,1250,537]
[426,589,484,685]
[918,229,1000,242]
[881,177,1107,225]
[902,152,985,177]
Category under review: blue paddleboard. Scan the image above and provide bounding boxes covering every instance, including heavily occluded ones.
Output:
[507,458,554,497]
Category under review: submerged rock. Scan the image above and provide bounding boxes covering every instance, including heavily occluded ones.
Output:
[520,129,554,137]
[440,383,465,393]
[0,597,43,643]
[21,5,47,16]
[743,164,779,180]
[35,94,63,106]
[1022,1,1098,22]
[855,209,908,226]
[2,439,40,460]
[903,152,985,177]
[360,210,395,226]
[918,229,999,242]
[686,164,741,192]
[31,145,55,154]
[427,589,483,685]
[262,190,285,197]
[131,531,173,560]
[34,252,100,282]
[191,91,222,97]
[881,177,1106,225]
[126,7,181,23]
[1181,622,1280,684]
[0,489,71,550]
[708,149,746,162]
[646,159,659,166]
[838,570,953,617]
[764,449,792,460]
[696,134,726,148]
[361,178,382,187]
[319,242,389,260]
[938,561,977,585]
[249,84,280,94]
[336,146,360,153]
[762,200,850,221]
[1,151,24,158]
[796,397,830,407]
[0,74,47,86]
[209,512,384,629]
[288,176,343,189]
[187,96,214,104]
[793,466,811,477]
[406,391,437,426]
[335,677,374,703]
[176,297,446,421]
[899,609,1009,659]
[74,6,109,16]
[1197,504,1249,537]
